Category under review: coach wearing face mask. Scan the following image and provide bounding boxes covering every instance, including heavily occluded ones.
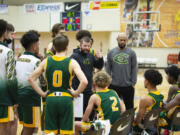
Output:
[106,33,137,110]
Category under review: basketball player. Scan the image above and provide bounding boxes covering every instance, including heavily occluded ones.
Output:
[165,65,180,103]
[46,23,65,55]
[0,19,18,135]
[29,35,88,135]
[42,24,65,135]
[16,30,45,135]
[133,69,164,134]
[158,67,180,132]
[74,71,125,135]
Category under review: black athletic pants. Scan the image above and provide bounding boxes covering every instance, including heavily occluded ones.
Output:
[109,84,134,110]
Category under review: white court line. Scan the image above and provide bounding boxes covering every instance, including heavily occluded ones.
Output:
[155,0,169,48]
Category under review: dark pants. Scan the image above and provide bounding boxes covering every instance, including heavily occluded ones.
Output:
[109,84,134,110]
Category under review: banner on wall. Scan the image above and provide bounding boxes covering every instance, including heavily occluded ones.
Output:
[64,2,81,12]
[0,4,8,14]
[36,3,63,13]
[24,4,36,13]
[24,3,63,13]
[89,1,120,10]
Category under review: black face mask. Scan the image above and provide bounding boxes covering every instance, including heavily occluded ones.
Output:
[4,39,12,44]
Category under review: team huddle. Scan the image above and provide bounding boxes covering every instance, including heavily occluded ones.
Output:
[0,19,180,135]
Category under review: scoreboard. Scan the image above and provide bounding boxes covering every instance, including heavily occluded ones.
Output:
[61,11,81,31]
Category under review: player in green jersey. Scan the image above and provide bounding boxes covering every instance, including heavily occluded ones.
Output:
[74,71,125,135]
[133,69,164,134]
[158,66,180,132]
[29,35,88,135]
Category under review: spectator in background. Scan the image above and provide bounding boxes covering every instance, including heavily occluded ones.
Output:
[106,32,137,110]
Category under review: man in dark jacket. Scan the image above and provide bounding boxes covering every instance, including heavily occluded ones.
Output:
[71,37,104,119]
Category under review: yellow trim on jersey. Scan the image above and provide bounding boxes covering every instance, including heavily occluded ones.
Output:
[52,56,67,61]
[0,106,14,123]
[147,91,160,111]
[147,95,156,111]
[19,121,24,124]
[96,94,104,120]
[24,107,41,128]
[60,130,74,134]
[45,58,48,90]
[97,88,110,93]
[157,118,168,127]
[45,130,58,134]
[150,90,161,95]
[81,122,91,132]
[69,59,74,87]
[48,92,73,97]
[90,49,95,56]
[46,50,54,56]
[42,101,46,106]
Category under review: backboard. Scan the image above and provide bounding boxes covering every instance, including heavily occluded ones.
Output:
[132,11,161,32]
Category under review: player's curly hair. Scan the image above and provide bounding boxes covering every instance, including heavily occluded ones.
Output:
[76,30,92,41]
[93,71,112,88]
[144,69,163,86]
[28,30,40,37]
[20,30,40,50]
[165,65,180,81]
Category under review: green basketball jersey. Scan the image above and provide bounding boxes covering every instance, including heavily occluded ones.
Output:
[95,89,121,124]
[45,56,73,95]
[147,91,164,111]
[45,50,54,58]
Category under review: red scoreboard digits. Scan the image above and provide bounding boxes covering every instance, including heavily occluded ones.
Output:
[61,11,81,31]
